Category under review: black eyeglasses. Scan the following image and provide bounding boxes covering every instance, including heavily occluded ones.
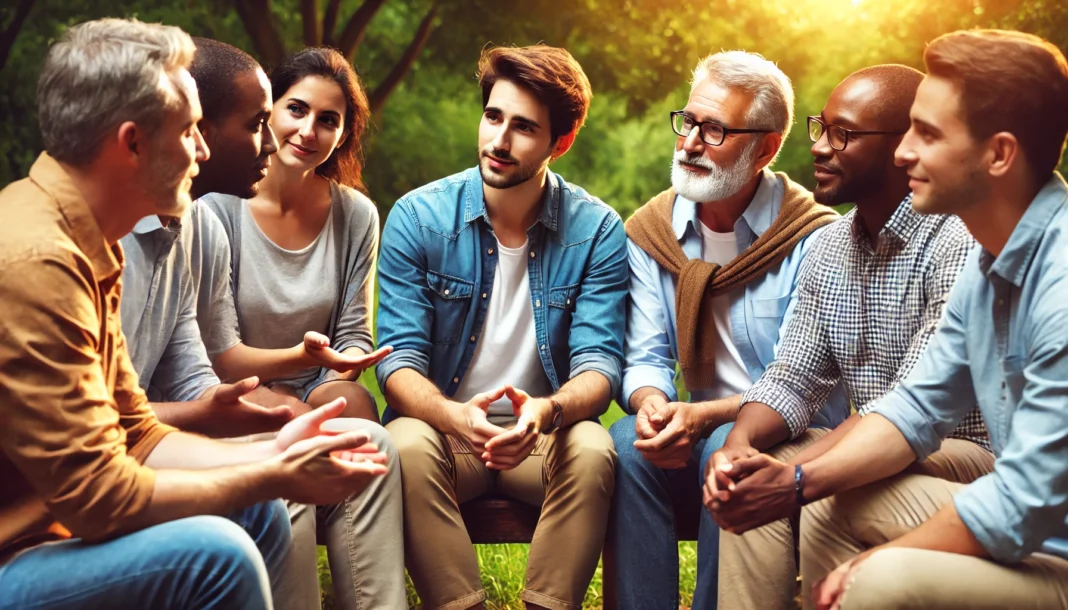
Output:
[807,116,905,151]
[670,111,773,147]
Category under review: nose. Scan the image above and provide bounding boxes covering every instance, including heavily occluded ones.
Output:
[298,115,315,140]
[810,127,833,159]
[491,124,510,153]
[194,124,210,162]
[894,128,917,168]
[681,126,704,156]
[262,122,279,156]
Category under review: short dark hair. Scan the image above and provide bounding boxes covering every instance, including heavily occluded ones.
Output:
[270,46,370,192]
[190,37,261,123]
[924,29,1068,182]
[846,64,924,131]
[477,45,592,142]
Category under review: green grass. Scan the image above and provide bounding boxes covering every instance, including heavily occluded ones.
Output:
[319,370,698,609]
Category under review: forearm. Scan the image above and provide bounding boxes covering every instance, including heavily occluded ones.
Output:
[724,402,791,452]
[788,413,861,466]
[383,367,457,433]
[802,413,916,502]
[144,430,278,470]
[553,371,612,425]
[151,399,211,434]
[131,462,278,534]
[690,394,742,436]
[880,502,990,558]
[213,342,310,383]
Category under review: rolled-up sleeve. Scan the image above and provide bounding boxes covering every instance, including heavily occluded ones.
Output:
[375,200,434,388]
[566,213,627,398]
[0,257,173,543]
[621,239,678,411]
[953,288,1068,563]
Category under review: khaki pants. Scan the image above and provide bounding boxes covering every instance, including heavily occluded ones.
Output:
[387,417,616,610]
[801,474,1068,609]
[718,433,994,610]
[273,420,407,610]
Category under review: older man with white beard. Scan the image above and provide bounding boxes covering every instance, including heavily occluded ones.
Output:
[606,50,849,610]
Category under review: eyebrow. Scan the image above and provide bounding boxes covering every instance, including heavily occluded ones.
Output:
[486,106,542,130]
[911,116,942,136]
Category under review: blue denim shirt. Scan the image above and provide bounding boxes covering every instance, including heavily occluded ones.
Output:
[872,174,1068,562]
[376,167,628,421]
[623,169,848,428]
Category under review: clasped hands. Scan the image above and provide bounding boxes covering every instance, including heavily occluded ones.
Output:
[633,393,708,469]
[702,443,801,535]
[449,385,553,470]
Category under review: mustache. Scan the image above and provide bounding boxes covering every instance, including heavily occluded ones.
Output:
[673,150,714,170]
[481,147,518,163]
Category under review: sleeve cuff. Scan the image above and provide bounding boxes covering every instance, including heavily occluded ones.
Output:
[869,387,944,462]
[376,348,431,391]
[742,381,810,439]
[621,364,678,413]
[954,475,1026,563]
[570,353,622,399]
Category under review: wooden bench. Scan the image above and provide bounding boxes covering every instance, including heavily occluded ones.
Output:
[460,493,702,610]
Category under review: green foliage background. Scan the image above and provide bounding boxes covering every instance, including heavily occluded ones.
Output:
[3,1,1068,607]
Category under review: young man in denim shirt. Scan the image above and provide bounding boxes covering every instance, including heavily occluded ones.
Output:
[376,45,627,610]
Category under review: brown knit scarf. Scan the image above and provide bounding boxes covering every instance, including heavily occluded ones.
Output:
[625,172,839,391]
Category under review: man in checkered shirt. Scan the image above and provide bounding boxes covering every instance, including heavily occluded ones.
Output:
[705,65,994,610]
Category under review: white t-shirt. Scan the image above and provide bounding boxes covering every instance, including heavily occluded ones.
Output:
[698,222,752,398]
[453,238,553,425]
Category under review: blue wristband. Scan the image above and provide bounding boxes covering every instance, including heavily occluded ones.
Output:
[794,464,808,507]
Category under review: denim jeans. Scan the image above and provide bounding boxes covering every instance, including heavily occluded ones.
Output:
[608,415,734,610]
[0,500,290,610]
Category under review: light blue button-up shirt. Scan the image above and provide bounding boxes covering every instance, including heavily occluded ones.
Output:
[873,173,1068,562]
[622,169,848,428]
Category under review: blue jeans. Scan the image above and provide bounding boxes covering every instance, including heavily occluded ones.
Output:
[0,500,291,610]
[608,415,734,610]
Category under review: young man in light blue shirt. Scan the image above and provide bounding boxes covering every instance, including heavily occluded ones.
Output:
[607,50,847,610]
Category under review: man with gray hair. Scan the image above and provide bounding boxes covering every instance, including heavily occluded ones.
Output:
[0,18,388,609]
[606,50,847,609]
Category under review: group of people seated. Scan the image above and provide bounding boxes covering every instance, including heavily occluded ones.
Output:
[0,15,1066,610]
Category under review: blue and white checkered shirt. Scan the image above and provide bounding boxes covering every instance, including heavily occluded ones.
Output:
[742,195,989,449]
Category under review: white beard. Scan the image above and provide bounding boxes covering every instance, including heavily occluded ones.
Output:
[670,143,759,203]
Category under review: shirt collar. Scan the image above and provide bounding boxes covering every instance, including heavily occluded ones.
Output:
[985,173,1068,287]
[463,166,562,232]
[132,215,165,235]
[28,152,122,281]
[673,168,780,241]
[849,193,923,245]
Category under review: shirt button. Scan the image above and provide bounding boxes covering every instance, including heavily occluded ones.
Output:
[443,289,450,295]
[470,336,477,342]
[530,251,536,258]
[540,344,546,351]
[566,298,571,305]
[487,248,494,255]
[452,377,459,383]
[482,292,488,299]
[535,299,541,307]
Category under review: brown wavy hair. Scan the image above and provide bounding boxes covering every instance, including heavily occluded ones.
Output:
[270,46,370,191]
[477,45,592,142]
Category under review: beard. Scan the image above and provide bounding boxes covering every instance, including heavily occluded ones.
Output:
[670,142,759,203]
[145,156,194,217]
[478,146,548,190]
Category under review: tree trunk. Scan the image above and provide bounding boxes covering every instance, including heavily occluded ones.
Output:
[335,0,387,60]
[0,0,35,73]
[322,0,341,45]
[300,0,321,46]
[233,0,287,67]
[368,2,438,115]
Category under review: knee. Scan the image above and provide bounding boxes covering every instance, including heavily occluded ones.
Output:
[557,421,616,485]
[310,381,379,422]
[386,417,444,479]
[184,516,271,590]
[608,416,646,470]
[836,549,922,610]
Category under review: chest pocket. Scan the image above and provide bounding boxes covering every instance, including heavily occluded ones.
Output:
[752,294,790,319]
[427,270,473,345]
